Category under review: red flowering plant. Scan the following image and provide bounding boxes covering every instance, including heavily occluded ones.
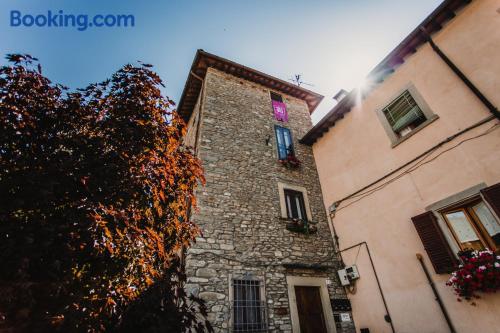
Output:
[279,154,301,169]
[446,249,500,303]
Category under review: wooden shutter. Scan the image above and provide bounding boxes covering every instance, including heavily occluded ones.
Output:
[411,211,457,274]
[481,182,500,218]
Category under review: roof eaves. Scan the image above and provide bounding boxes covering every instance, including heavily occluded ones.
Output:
[300,91,356,146]
[300,0,471,145]
[177,50,324,123]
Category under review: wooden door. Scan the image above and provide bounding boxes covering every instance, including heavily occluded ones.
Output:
[294,286,327,333]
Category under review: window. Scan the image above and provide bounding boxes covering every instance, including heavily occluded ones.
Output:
[284,189,307,220]
[412,183,500,274]
[278,183,313,221]
[382,90,426,138]
[274,126,293,160]
[376,85,438,146]
[270,92,283,103]
[232,279,267,332]
[442,200,500,251]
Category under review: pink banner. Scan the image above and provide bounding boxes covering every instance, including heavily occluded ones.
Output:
[272,100,288,122]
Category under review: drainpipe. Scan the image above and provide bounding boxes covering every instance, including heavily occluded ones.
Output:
[416,254,456,333]
[420,27,500,120]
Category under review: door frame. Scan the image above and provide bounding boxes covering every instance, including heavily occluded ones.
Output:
[286,276,337,333]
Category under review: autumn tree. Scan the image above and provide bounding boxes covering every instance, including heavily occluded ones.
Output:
[0,54,211,332]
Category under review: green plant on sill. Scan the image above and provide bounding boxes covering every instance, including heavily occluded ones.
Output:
[285,218,318,234]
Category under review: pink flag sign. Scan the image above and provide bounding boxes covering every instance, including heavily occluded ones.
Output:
[272,100,288,122]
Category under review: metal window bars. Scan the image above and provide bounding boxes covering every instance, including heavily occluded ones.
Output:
[383,90,426,132]
[232,279,268,332]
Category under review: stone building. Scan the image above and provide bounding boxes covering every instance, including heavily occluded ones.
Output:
[178,50,353,333]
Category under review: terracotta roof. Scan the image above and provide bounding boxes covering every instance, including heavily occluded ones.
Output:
[300,0,471,146]
[177,50,324,122]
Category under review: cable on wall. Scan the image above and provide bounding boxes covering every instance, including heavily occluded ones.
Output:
[333,118,499,214]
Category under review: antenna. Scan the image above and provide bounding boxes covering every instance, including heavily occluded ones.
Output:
[288,74,314,87]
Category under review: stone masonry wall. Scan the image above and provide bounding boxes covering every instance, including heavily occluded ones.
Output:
[185,67,354,333]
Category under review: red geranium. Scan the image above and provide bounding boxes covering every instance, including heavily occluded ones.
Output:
[446,249,500,302]
[279,154,301,168]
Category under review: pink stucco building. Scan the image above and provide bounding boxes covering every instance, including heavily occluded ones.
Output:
[302,0,500,332]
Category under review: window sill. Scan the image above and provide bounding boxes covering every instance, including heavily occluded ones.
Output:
[391,114,439,148]
[280,217,318,234]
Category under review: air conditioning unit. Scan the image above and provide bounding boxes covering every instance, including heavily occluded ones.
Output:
[338,265,360,286]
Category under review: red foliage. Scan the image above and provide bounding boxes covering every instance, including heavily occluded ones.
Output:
[0,54,211,332]
[446,249,500,302]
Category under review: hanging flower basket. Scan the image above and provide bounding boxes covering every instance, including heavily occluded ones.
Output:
[285,218,317,234]
[279,154,301,169]
[446,249,500,303]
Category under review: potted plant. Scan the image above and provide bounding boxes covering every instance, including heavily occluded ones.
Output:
[279,154,301,169]
[285,218,317,234]
[446,249,500,303]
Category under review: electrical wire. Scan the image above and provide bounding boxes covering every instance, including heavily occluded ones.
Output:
[335,122,500,213]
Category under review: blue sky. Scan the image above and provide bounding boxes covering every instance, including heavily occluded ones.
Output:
[1,0,442,123]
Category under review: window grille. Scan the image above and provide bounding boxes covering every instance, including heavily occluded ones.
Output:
[232,279,268,332]
[383,90,426,135]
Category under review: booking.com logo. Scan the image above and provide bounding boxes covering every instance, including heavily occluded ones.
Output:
[10,10,135,31]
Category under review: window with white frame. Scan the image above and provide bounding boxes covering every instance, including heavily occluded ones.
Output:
[441,199,500,251]
[231,279,267,332]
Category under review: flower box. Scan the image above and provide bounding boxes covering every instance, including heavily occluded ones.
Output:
[279,154,301,169]
[446,249,500,303]
[285,218,317,234]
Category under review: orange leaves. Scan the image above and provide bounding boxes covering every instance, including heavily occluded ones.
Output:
[158,190,165,202]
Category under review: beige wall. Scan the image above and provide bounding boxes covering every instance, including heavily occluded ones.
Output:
[312,1,500,332]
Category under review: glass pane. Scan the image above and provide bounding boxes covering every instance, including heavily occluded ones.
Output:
[383,90,426,133]
[275,127,287,159]
[472,201,500,246]
[275,128,283,145]
[286,194,293,218]
[283,129,292,155]
[233,280,265,332]
[295,196,303,219]
[445,210,484,250]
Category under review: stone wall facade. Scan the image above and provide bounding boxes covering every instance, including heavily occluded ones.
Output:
[184,67,354,333]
